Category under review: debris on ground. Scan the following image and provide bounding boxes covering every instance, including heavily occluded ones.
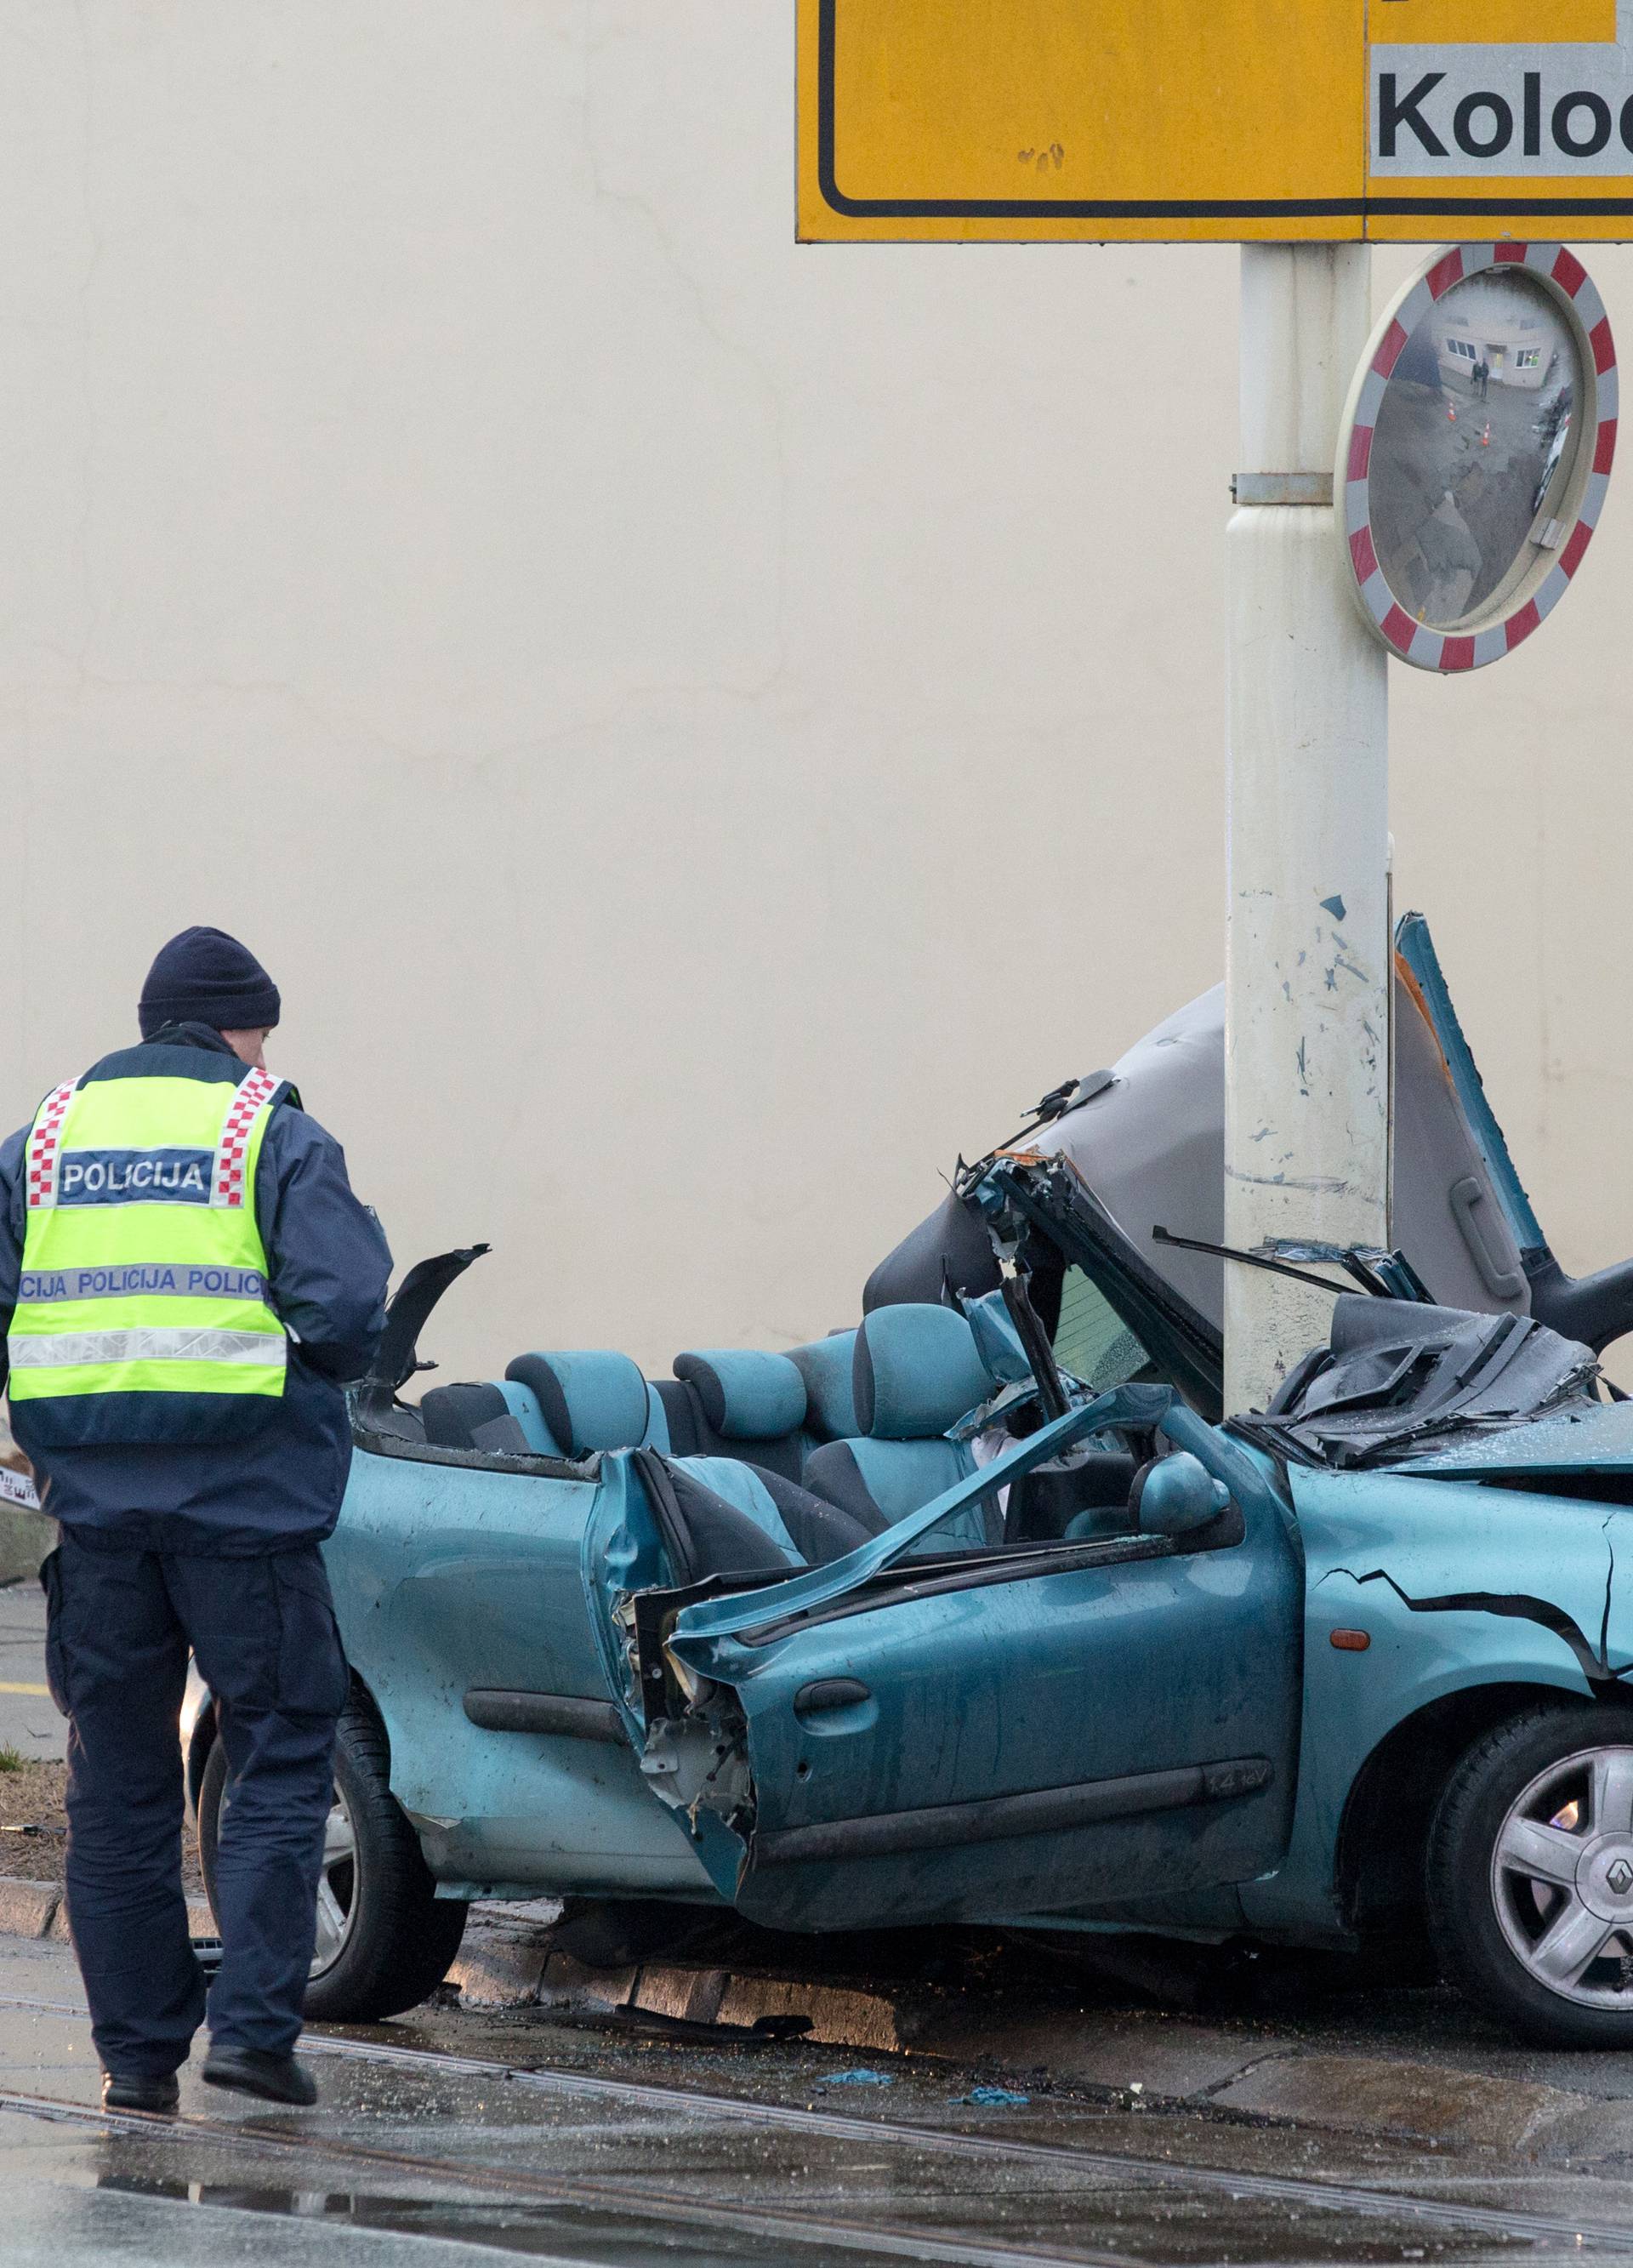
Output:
[0,1763,67,1878]
[0,1762,202,1891]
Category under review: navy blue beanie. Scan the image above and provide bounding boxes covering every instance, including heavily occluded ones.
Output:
[139,927,282,1040]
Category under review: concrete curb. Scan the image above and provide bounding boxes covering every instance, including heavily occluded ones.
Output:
[0,1878,58,1938]
[0,1879,212,1947]
[1208,2047,1573,2152]
[525,1940,1633,2161]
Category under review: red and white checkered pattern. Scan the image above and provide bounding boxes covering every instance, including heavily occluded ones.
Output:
[1342,243,1616,675]
[26,1084,77,1211]
[211,1068,280,1209]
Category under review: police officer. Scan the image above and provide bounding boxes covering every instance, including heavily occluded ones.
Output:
[0,927,391,2112]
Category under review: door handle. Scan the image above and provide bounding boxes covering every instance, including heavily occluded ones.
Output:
[1450,1174,1525,1301]
[794,1678,871,1717]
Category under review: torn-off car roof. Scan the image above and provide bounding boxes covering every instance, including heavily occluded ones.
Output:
[1027,969,1532,1334]
[1234,1296,1600,1470]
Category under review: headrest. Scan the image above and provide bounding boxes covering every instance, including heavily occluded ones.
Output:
[964,1290,1033,1386]
[788,1331,859,1439]
[505,1350,650,1459]
[495,1380,558,1456]
[672,1349,807,1439]
[853,1304,994,1439]
[420,1382,532,1456]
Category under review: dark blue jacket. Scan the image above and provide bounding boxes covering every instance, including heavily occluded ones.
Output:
[0,1025,392,1553]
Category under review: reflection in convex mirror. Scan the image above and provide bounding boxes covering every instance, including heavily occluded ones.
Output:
[1368,271,1581,630]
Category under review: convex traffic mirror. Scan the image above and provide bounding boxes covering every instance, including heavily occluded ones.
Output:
[1337,243,1617,672]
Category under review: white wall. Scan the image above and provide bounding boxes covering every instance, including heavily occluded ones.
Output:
[0,3,1627,1380]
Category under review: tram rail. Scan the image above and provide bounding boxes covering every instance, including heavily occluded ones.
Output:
[3,1992,1631,2261]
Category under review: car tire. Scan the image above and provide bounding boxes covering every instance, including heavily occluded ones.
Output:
[198,1696,469,2023]
[1428,1702,1633,2049]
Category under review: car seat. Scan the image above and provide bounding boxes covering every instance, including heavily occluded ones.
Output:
[787,1330,860,1441]
[802,1303,999,1546]
[503,1350,669,1458]
[417,1379,553,1455]
[421,1340,837,1473]
[643,1454,876,1583]
[651,1349,814,1480]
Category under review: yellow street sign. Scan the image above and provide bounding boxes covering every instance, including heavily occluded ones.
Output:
[798,0,1633,242]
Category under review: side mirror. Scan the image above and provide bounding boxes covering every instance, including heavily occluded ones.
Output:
[1135,1452,1232,1537]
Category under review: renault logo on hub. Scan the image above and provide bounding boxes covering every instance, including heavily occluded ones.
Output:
[1607,1856,1633,1895]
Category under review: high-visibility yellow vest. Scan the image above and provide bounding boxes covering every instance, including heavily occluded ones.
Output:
[9,1060,289,1445]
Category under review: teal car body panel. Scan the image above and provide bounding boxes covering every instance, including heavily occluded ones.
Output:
[639,1392,1302,1932]
[327,1444,711,1900]
[1238,1457,1633,1940]
[312,1371,1633,1954]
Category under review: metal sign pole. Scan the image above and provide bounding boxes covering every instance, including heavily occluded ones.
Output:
[1224,243,1391,1416]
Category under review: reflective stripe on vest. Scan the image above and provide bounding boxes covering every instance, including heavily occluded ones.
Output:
[10,1327,283,1369]
[9,1067,288,1412]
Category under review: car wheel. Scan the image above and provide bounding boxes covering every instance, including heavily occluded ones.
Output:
[1428,1703,1633,2048]
[197,1696,469,2023]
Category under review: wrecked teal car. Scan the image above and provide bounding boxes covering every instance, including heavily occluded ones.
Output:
[182,919,1633,2051]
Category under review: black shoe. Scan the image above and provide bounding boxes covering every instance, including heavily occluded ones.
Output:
[201,2043,317,2106]
[101,2071,179,2114]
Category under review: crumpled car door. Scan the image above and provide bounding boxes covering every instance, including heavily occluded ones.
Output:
[605,1388,1304,1935]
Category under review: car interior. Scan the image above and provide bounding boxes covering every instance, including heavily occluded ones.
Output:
[371,1280,1170,1583]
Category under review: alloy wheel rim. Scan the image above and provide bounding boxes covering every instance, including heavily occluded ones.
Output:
[309,1790,358,1978]
[1491,1744,1633,2008]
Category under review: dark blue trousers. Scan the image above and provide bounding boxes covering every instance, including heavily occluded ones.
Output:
[42,1532,346,2077]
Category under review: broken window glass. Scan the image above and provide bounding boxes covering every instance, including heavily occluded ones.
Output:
[1052,1264,1154,1393]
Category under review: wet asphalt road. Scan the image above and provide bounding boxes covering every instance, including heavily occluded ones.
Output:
[9,1935,1633,2266]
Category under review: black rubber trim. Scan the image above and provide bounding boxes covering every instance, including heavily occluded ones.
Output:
[816,0,1633,225]
[630,1445,701,1591]
[348,1429,592,1481]
[756,1755,1273,1867]
[367,1246,490,1397]
[464,1690,624,1744]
